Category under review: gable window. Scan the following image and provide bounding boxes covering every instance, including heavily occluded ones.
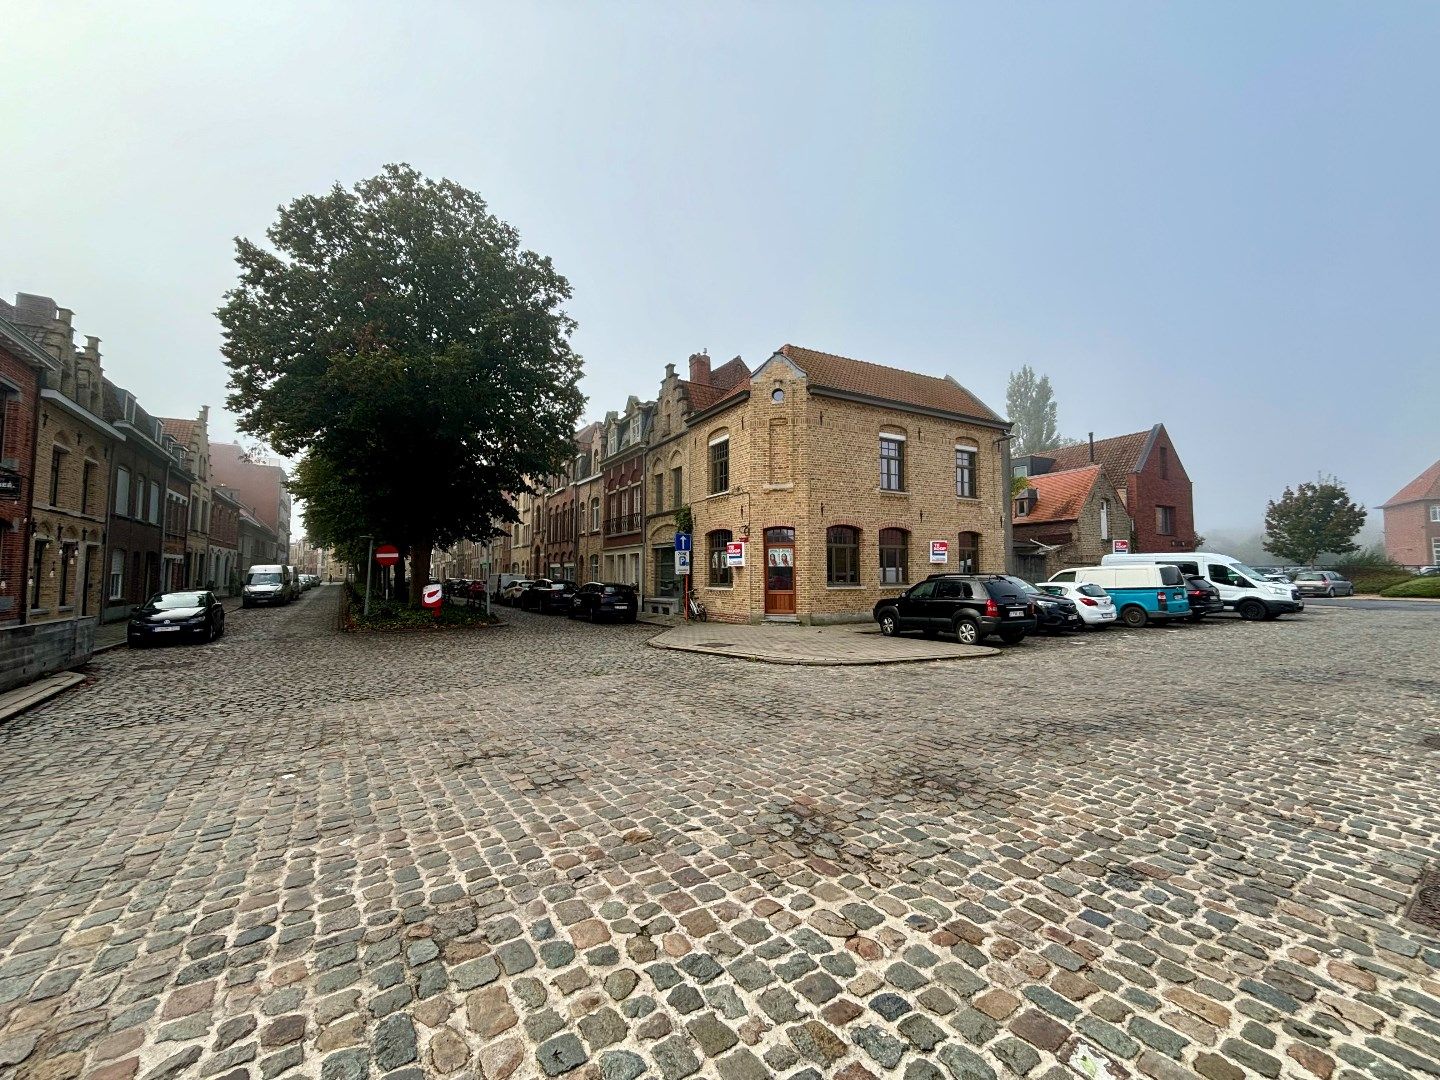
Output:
[653,472,664,512]
[826,526,860,586]
[879,528,909,584]
[956,531,980,574]
[1100,498,1111,541]
[671,467,683,507]
[955,445,977,499]
[1156,505,1175,535]
[708,434,730,495]
[880,434,905,492]
[707,529,733,587]
[1431,505,1440,523]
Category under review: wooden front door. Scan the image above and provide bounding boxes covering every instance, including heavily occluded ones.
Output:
[764,526,796,615]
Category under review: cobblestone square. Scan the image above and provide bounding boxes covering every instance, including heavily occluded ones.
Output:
[1,592,1438,1080]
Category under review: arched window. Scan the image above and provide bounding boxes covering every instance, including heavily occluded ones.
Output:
[591,498,600,532]
[879,431,905,491]
[956,531,980,574]
[879,528,909,585]
[707,529,734,587]
[708,430,730,495]
[826,526,860,586]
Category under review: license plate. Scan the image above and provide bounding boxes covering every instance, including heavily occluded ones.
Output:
[1008,607,1025,615]
[1066,614,1079,621]
[1099,612,1115,620]
[611,605,628,610]
[154,626,180,632]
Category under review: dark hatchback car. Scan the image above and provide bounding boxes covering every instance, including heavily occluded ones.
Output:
[1006,577,1082,633]
[569,581,639,622]
[520,579,578,613]
[873,574,1037,645]
[1184,575,1225,620]
[128,590,226,647]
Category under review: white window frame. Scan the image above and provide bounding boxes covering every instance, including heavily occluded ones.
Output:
[1100,498,1110,541]
[954,443,978,499]
[109,548,126,600]
[880,432,907,493]
[1430,504,1440,523]
[115,466,131,519]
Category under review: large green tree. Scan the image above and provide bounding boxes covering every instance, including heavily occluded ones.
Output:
[1006,365,1078,455]
[219,164,585,600]
[1263,476,1367,565]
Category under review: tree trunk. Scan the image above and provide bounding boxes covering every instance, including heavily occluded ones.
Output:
[395,547,408,607]
[408,541,433,609]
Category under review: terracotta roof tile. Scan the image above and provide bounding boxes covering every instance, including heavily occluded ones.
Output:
[682,368,751,413]
[1380,458,1440,508]
[1013,465,1103,525]
[778,345,1002,423]
[1043,429,1152,491]
[160,417,199,442]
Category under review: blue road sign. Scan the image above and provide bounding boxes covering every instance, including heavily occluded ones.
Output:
[674,532,692,552]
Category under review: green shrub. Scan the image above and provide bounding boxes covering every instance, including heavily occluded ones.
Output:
[1380,576,1440,599]
[1348,569,1415,594]
[343,591,499,632]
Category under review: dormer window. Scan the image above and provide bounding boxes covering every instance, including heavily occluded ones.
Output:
[1014,488,1037,517]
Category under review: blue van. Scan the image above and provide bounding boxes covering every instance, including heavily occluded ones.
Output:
[1047,564,1190,627]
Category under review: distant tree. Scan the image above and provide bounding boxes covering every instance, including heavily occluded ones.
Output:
[219,164,585,603]
[1006,366,1079,455]
[1263,476,1367,566]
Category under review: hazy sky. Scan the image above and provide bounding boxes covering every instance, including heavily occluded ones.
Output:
[3,2,1436,531]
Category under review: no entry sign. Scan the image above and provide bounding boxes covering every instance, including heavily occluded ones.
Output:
[375,544,400,566]
[421,583,444,609]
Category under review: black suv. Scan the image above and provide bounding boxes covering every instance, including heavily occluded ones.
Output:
[873,574,1037,645]
[1183,575,1225,620]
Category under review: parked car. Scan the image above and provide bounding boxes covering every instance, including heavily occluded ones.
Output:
[286,565,302,599]
[570,581,639,622]
[1293,570,1355,597]
[520,580,577,613]
[873,574,1037,645]
[1005,577,1083,633]
[1099,552,1302,620]
[1048,564,1191,627]
[1037,581,1117,628]
[241,564,293,607]
[499,579,537,606]
[1183,575,1225,620]
[128,590,226,647]
[1418,566,1440,577]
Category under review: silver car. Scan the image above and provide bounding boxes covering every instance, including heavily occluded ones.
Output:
[1293,570,1354,597]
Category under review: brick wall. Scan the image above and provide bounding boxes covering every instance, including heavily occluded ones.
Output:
[29,400,112,622]
[1383,502,1440,566]
[0,618,95,693]
[687,363,1008,624]
[0,345,40,626]
[1129,428,1196,552]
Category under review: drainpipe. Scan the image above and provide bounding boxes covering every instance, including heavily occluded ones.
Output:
[158,458,170,595]
[997,431,1016,576]
[18,370,44,626]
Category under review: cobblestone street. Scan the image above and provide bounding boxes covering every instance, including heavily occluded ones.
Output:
[2,590,1439,1080]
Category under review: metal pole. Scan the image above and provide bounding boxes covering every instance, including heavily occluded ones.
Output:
[363,537,374,617]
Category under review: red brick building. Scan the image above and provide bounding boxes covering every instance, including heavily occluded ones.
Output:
[1012,464,1133,579]
[1380,459,1440,568]
[600,398,654,587]
[0,312,55,626]
[1036,424,1197,553]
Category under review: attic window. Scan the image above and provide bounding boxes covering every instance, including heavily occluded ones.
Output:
[771,387,784,403]
[1014,489,1037,517]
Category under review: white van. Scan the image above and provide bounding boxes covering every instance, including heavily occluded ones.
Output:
[1046,564,1190,627]
[1100,551,1303,620]
[242,564,292,608]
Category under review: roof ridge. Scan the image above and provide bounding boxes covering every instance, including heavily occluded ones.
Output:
[783,343,960,386]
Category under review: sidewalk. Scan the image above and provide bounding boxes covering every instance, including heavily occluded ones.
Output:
[649,619,998,665]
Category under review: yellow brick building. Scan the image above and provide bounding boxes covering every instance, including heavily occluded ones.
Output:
[685,345,1011,624]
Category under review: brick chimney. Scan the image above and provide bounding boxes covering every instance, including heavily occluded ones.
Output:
[688,351,711,385]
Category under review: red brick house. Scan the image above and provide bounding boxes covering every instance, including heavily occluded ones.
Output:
[1034,424,1197,553]
[1012,464,1133,579]
[1380,459,1440,568]
[0,311,55,626]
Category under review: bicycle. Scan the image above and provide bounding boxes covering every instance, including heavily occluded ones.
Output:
[686,595,708,622]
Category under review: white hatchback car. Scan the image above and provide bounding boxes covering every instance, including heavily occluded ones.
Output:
[1038,581,1117,628]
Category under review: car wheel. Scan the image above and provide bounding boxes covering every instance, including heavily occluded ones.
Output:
[242,599,253,609]
[997,627,1026,644]
[1120,605,1148,628]
[1324,587,1335,598]
[128,637,145,649]
[952,616,981,645]
[1188,612,1205,622]
[1237,599,1267,621]
[877,610,899,637]
[216,614,225,637]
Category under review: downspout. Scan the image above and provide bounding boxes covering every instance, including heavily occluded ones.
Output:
[18,370,44,626]
[996,431,1016,575]
[158,458,170,594]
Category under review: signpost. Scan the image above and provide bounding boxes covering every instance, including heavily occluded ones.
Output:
[1112,539,1130,554]
[674,550,691,575]
[675,533,692,621]
[929,540,949,564]
[375,544,400,566]
[421,582,444,617]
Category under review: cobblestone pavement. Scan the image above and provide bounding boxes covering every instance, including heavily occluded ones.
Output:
[650,622,998,665]
[1,593,1439,1080]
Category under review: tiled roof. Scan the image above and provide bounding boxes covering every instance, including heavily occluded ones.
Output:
[1043,429,1153,491]
[160,417,199,443]
[683,358,752,414]
[1380,459,1440,508]
[1013,465,1103,525]
[778,345,1002,423]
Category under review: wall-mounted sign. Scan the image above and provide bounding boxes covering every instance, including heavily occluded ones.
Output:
[0,472,20,500]
[675,550,691,576]
[1112,539,1130,554]
[929,540,949,564]
[725,541,746,568]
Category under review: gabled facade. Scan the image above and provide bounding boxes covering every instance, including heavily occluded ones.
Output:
[0,307,56,627]
[686,344,1010,624]
[600,396,655,587]
[573,423,605,584]
[1379,459,1440,567]
[1010,464,1133,580]
[161,408,215,588]
[1036,424,1196,552]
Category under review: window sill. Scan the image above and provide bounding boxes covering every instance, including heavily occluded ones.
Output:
[703,585,733,591]
[955,495,979,502]
[764,483,794,492]
[707,490,731,499]
[878,489,909,496]
[825,584,864,590]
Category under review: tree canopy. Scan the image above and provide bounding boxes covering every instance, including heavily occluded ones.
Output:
[218,164,585,597]
[1006,366,1078,455]
[1263,476,1367,565]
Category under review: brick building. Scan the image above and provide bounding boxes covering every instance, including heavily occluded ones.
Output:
[686,344,1010,624]
[3,296,119,624]
[1010,464,1133,580]
[210,487,241,593]
[0,310,55,626]
[211,442,290,562]
[573,423,604,584]
[161,409,215,588]
[100,379,189,621]
[1379,459,1440,568]
[1038,424,1196,553]
[541,470,578,580]
[600,397,654,587]
[237,506,279,576]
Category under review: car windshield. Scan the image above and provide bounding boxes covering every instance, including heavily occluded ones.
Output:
[1038,585,1065,596]
[1231,563,1267,582]
[246,572,280,585]
[1296,572,1321,580]
[1001,576,1042,596]
[984,578,1030,602]
[148,592,205,610]
[1159,565,1185,587]
[1078,584,1108,598]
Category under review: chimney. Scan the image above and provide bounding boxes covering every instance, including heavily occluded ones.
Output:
[664,362,675,380]
[688,351,711,385]
[1088,432,1094,463]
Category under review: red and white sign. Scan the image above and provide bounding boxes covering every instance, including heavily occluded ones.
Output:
[929,540,949,564]
[374,544,401,566]
[1112,539,1130,554]
[421,583,444,609]
[725,541,746,568]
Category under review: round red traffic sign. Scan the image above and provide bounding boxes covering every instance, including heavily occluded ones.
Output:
[374,544,400,566]
[421,583,444,609]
